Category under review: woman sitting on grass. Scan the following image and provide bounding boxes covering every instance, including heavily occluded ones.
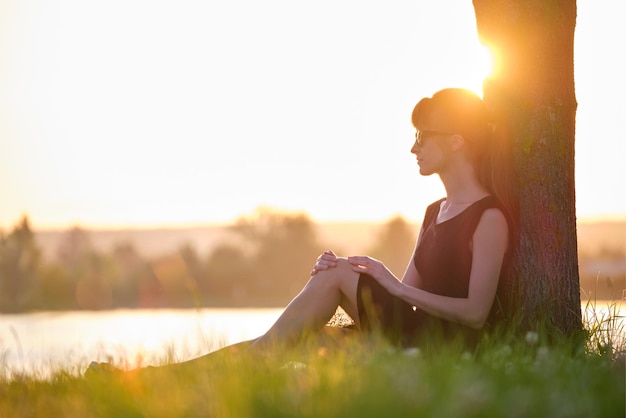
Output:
[247,87,517,351]
[88,87,517,375]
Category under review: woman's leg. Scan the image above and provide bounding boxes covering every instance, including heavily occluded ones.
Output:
[86,259,360,378]
[250,258,360,351]
[144,338,258,376]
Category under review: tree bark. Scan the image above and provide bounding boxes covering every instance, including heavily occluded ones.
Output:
[473,0,581,334]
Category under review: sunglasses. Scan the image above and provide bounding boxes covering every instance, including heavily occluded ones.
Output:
[414,130,456,147]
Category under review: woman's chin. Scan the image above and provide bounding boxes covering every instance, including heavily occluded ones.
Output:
[418,166,435,176]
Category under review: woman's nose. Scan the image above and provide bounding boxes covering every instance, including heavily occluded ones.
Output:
[410,140,419,154]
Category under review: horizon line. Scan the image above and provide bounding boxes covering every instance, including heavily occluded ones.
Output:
[6,214,625,233]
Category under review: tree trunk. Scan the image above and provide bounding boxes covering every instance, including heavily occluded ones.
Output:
[473,0,581,334]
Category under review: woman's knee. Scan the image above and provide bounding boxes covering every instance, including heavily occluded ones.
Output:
[312,258,359,283]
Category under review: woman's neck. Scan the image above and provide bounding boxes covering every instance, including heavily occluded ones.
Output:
[439,159,489,204]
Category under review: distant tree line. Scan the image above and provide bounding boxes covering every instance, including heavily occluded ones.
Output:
[0,210,416,313]
[1,210,621,313]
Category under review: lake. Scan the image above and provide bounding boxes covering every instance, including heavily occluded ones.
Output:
[0,303,623,379]
[0,308,282,378]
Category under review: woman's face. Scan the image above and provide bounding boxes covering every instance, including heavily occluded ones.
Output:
[410,106,460,176]
[410,130,452,176]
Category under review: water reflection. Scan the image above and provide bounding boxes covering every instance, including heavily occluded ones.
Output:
[0,308,282,378]
[0,303,623,379]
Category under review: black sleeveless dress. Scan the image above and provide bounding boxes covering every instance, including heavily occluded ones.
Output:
[356,196,512,346]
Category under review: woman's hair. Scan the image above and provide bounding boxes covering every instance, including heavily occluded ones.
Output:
[411,88,519,225]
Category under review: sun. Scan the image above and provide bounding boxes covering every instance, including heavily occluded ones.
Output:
[476,45,495,93]
[463,42,495,98]
[418,22,496,100]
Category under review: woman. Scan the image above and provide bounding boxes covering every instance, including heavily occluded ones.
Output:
[87,88,516,376]
[249,87,516,350]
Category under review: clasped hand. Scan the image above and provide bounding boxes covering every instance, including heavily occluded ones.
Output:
[310,250,400,295]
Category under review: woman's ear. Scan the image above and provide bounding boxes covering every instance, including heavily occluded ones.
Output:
[449,134,466,151]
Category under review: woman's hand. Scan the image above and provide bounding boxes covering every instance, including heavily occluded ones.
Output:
[310,250,338,276]
[347,256,401,295]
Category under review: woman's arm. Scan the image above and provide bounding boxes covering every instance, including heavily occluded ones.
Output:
[350,208,509,329]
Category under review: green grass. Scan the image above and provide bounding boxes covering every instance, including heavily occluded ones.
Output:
[1,306,624,418]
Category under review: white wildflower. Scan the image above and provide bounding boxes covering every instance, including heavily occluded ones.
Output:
[403,347,421,357]
[279,361,309,371]
[525,331,539,346]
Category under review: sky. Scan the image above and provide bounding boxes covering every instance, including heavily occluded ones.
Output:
[1,0,624,230]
